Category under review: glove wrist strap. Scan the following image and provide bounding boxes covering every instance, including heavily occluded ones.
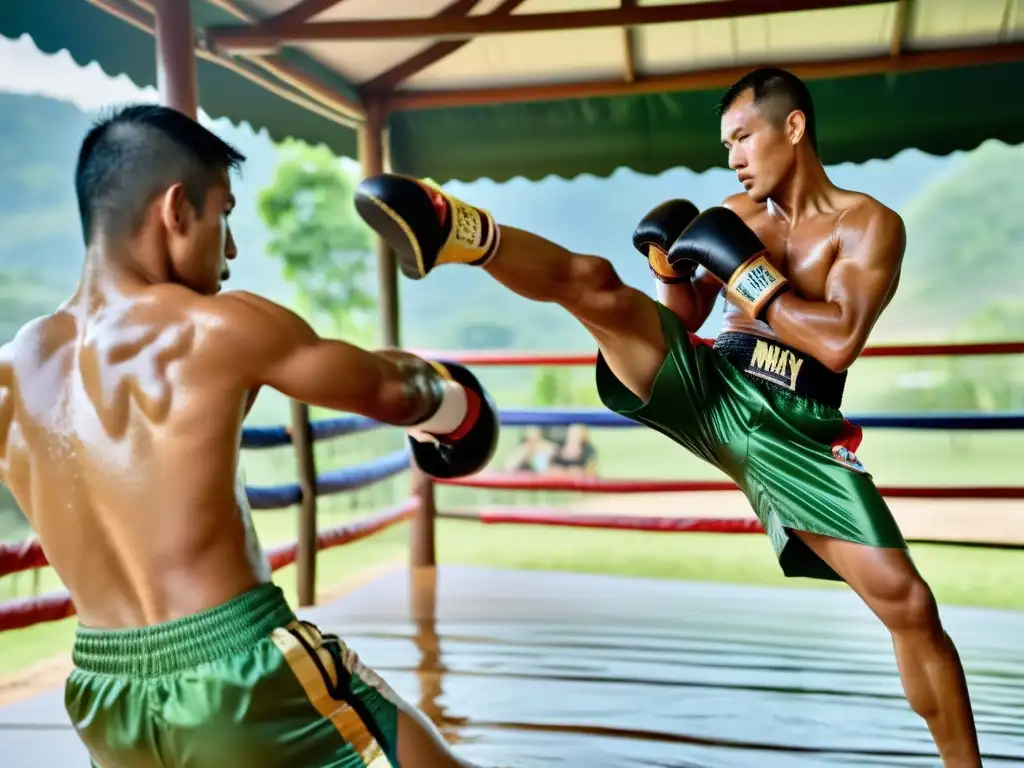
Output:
[437,189,502,269]
[725,252,789,318]
[408,363,470,442]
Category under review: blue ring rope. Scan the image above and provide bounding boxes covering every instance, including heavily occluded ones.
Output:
[242,409,1024,448]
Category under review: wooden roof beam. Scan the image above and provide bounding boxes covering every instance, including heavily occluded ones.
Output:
[92,0,361,126]
[198,0,365,120]
[385,41,1024,112]
[265,0,351,27]
[621,0,638,83]
[890,0,910,57]
[359,0,533,95]
[207,0,889,49]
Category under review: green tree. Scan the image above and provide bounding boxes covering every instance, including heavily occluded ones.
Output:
[258,141,374,336]
[532,367,571,406]
[941,301,1024,412]
[880,140,1024,336]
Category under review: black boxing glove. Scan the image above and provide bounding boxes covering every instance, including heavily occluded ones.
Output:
[355,174,501,281]
[632,200,700,283]
[405,360,499,479]
[668,206,790,320]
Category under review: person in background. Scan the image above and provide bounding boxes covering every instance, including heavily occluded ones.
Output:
[503,426,555,474]
[547,424,598,478]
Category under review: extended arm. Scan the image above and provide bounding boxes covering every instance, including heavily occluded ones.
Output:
[213,292,500,478]
[765,208,905,371]
[219,292,443,425]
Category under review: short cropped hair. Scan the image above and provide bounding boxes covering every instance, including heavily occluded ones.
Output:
[75,104,245,244]
[717,68,818,153]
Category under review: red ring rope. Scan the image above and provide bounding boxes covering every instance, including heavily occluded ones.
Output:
[462,507,766,533]
[0,499,418,631]
[412,340,1024,367]
[0,538,46,577]
[436,474,1024,499]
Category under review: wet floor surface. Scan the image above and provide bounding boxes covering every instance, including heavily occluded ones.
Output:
[2,566,1023,766]
[309,567,1024,767]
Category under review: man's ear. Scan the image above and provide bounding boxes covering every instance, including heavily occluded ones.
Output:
[786,110,806,146]
[159,183,191,235]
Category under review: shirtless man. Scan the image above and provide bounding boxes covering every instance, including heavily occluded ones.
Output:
[0,104,499,767]
[353,68,980,766]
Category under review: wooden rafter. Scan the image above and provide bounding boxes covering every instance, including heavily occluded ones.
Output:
[384,41,1024,112]
[998,0,1016,40]
[360,0,532,94]
[265,0,350,27]
[890,0,910,58]
[88,0,361,126]
[621,0,637,83]
[198,0,364,119]
[207,0,888,48]
[360,0,483,95]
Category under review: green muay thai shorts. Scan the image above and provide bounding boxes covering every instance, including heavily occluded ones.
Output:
[597,302,907,581]
[65,583,400,767]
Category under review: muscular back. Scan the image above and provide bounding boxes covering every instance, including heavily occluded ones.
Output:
[0,285,262,629]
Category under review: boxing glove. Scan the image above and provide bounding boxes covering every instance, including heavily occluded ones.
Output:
[632,199,700,283]
[668,206,790,320]
[406,360,499,479]
[355,174,501,281]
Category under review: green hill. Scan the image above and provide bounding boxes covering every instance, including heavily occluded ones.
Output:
[875,140,1024,339]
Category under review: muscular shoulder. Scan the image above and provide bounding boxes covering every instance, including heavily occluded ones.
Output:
[1,313,74,375]
[199,290,300,338]
[722,193,767,227]
[837,193,906,264]
[192,290,314,365]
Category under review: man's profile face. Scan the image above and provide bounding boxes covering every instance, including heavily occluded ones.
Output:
[168,170,237,296]
[720,90,796,204]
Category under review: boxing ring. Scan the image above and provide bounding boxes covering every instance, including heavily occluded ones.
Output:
[2,339,1024,765]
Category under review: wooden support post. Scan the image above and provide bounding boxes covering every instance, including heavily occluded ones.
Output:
[409,469,438,569]
[154,0,198,117]
[358,98,437,570]
[290,400,319,606]
[359,101,400,348]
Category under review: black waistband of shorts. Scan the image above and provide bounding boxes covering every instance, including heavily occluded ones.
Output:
[713,332,847,409]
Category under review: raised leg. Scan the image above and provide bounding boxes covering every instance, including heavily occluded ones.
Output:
[793,531,980,767]
[480,226,667,400]
[354,176,668,401]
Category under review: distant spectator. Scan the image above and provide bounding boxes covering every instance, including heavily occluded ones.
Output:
[547,424,598,478]
[503,427,554,474]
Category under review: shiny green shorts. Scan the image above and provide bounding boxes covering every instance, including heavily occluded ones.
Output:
[65,583,400,768]
[597,303,907,582]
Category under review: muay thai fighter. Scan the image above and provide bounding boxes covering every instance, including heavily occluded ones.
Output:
[353,68,981,768]
[0,104,497,768]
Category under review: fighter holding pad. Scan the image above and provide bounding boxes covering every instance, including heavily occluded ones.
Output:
[632,199,700,283]
[355,174,501,280]
[668,206,790,319]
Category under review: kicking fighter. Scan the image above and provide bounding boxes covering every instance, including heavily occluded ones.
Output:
[0,105,495,768]
[354,68,980,767]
